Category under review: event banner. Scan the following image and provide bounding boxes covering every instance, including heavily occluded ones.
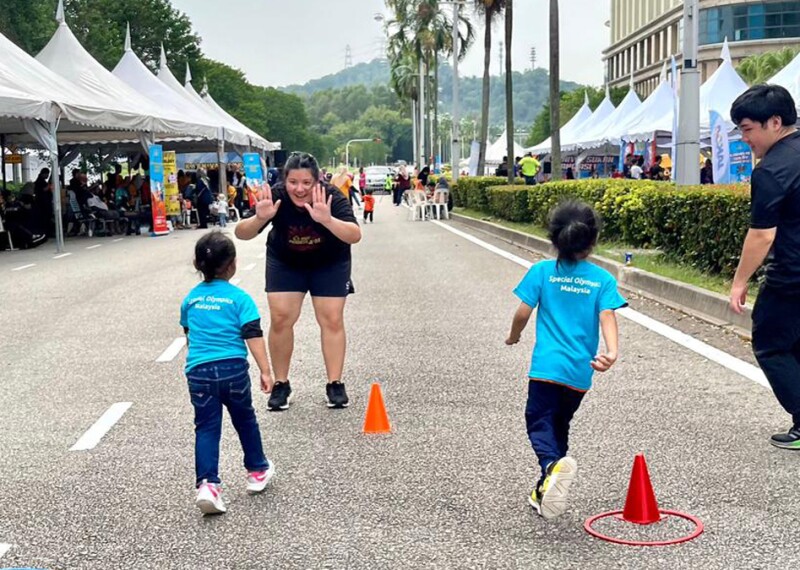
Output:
[729,140,753,183]
[148,144,169,235]
[243,153,266,209]
[709,110,731,184]
[163,151,180,217]
[468,141,480,177]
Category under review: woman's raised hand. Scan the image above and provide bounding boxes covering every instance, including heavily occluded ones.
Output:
[255,183,281,221]
[304,184,332,224]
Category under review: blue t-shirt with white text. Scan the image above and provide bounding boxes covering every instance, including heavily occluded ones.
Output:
[180,280,261,372]
[514,259,627,391]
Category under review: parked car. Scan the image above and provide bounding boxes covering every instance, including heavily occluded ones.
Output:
[364,166,395,192]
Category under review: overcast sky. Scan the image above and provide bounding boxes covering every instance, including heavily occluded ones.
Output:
[169,0,611,88]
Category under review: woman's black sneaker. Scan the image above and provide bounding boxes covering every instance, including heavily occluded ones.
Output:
[326,382,349,408]
[268,381,292,411]
[770,427,800,449]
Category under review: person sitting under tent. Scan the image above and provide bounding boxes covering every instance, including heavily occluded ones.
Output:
[1,190,47,250]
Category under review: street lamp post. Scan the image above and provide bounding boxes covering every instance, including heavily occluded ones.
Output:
[677,0,700,185]
[345,138,382,168]
[441,0,465,182]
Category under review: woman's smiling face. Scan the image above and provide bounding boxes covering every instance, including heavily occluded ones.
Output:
[284,168,317,207]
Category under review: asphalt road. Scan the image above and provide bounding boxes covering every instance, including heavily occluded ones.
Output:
[0,197,797,570]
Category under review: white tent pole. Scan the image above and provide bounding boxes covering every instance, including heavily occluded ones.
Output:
[50,122,64,253]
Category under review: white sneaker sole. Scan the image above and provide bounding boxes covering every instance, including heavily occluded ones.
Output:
[540,457,578,521]
[247,465,276,494]
[196,498,226,515]
[326,398,350,408]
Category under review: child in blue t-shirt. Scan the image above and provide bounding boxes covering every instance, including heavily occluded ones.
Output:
[506,201,627,521]
[181,232,275,515]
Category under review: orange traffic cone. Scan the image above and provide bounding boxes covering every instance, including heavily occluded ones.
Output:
[622,454,661,525]
[363,383,391,434]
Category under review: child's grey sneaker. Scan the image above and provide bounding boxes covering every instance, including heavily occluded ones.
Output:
[539,456,578,521]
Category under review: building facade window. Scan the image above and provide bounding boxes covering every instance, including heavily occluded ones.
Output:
[699,1,800,44]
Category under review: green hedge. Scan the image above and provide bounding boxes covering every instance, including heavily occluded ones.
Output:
[456,177,751,276]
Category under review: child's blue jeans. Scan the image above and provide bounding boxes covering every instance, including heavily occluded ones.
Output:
[187,358,268,487]
[525,379,585,487]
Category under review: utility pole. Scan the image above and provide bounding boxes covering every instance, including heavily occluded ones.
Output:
[451,0,462,182]
[530,46,537,70]
[676,0,700,185]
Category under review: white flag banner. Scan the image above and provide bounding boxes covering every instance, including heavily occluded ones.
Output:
[710,110,731,184]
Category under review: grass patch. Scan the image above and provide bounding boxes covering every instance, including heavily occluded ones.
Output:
[454,207,753,302]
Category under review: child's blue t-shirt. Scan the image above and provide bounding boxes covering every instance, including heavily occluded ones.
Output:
[514,259,627,391]
[180,279,261,372]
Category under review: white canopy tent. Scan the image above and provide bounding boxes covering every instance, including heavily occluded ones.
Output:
[698,40,748,133]
[560,88,616,153]
[112,24,220,143]
[617,76,677,143]
[485,130,525,165]
[202,88,278,151]
[525,91,593,154]
[769,50,800,108]
[575,75,642,150]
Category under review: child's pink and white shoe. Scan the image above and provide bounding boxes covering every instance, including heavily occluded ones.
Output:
[195,480,226,514]
[246,462,276,494]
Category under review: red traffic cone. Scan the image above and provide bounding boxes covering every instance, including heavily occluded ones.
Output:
[622,454,661,525]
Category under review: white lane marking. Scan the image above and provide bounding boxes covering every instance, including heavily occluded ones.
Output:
[156,337,187,362]
[70,402,132,451]
[0,543,12,558]
[86,244,102,250]
[231,278,242,286]
[11,264,35,271]
[257,252,266,259]
[53,253,72,259]
[432,220,769,387]
[243,262,257,271]
[113,238,124,243]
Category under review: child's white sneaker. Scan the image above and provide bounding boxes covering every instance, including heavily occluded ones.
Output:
[246,461,276,494]
[196,480,226,515]
[539,456,578,520]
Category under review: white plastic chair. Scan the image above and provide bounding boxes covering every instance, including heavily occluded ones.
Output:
[428,190,449,220]
[407,190,429,221]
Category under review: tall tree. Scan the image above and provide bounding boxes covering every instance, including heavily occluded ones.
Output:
[504,0,514,184]
[549,0,561,181]
[474,0,506,175]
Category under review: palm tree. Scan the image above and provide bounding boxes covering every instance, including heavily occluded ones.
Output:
[549,0,561,181]
[737,47,799,85]
[504,0,514,184]
[474,0,506,176]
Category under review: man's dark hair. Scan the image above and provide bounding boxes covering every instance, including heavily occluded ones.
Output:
[731,84,797,127]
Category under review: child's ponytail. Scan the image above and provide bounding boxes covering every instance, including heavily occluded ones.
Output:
[548,201,600,264]
[194,231,236,282]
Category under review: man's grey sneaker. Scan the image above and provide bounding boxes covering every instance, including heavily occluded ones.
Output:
[326,381,349,408]
[268,381,292,411]
[770,427,800,450]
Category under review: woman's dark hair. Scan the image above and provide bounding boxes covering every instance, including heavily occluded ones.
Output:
[731,84,797,127]
[194,231,236,283]
[284,152,320,182]
[548,200,600,263]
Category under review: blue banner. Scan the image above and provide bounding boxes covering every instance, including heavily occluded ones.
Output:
[709,110,731,184]
[243,153,264,184]
[148,144,168,235]
[729,140,753,183]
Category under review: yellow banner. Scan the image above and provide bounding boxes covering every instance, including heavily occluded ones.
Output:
[163,151,180,217]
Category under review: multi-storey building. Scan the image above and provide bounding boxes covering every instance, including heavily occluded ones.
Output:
[604,0,800,96]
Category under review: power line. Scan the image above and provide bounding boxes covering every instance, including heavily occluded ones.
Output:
[530,46,537,70]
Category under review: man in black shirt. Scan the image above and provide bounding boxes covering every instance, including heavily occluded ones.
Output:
[730,84,800,449]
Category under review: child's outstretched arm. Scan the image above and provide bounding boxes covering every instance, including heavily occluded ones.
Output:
[591,309,619,372]
[506,302,534,345]
[245,336,274,394]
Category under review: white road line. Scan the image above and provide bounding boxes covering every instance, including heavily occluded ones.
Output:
[53,252,73,259]
[243,262,257,271]
[113,238,124,243]
[70,402,132,451]
[231,278,242,286]
[433,220,770,387]
[0,543,12,558]
[86,244,102,250]
[11,264,35,271]
[156,337,186,362]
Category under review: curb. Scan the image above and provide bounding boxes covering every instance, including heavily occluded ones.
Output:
[450,213,753,339]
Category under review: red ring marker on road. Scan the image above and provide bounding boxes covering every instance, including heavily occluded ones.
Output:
[584,509,704,546]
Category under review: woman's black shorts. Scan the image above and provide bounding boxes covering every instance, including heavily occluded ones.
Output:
[266,255,354,297]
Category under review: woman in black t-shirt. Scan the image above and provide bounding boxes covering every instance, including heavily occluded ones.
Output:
[235,153,362,412]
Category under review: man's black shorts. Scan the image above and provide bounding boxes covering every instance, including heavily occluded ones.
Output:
[265,255,354,297]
